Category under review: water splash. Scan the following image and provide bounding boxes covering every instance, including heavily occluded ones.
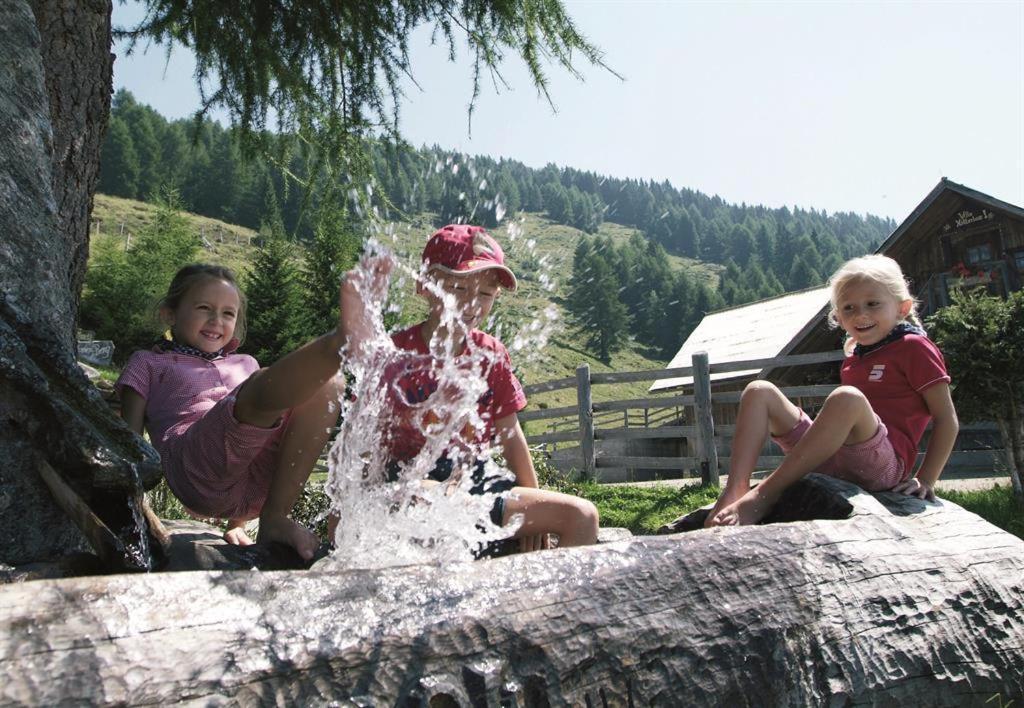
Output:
[322,246,523,569]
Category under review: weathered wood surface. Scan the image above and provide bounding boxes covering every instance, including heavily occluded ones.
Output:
[0,476,1022,706]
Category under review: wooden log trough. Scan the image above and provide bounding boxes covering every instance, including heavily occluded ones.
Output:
[0,475,1022,706]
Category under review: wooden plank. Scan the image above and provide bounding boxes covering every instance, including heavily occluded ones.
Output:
[714,384,838,404]
[929,449,1005,472]
[2,477,1022,705]
[596,427,694,440]
[596,456,700,469]
[36,460,124,569]
[592,469,700,483]
[589,365,694,385]
[529,430,581,445]
[692,352,719,486]
[710,350,846,374]
[577,364,595,480]
[522,375,578,395]
[592,468,631,483]
[714,451,1006,475]
[518,404,578,422]
[526,351,844,393]
[595,395,694,411]
[718,456,786,470]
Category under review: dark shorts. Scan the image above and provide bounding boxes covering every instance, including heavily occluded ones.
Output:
[387,457,518,559]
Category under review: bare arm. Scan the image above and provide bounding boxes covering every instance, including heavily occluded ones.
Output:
[896,382,958,500]
[495,413,549,551]
[119,387,147,435]
[496,413,537,488]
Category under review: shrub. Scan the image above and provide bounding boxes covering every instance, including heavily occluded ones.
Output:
[81,189,201,360]
[929,290,1024,500]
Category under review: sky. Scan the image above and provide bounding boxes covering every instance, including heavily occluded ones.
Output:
[111,1,1024,222]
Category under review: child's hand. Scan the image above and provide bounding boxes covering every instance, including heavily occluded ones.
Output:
[892,477,936,501]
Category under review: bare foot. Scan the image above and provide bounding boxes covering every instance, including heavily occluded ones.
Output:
[223,523,255,546]
[710,487,775,526]
[258,514,319,561]
[704,483,751,528]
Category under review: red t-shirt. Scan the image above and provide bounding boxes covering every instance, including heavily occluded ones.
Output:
[840,334,951,474]
[382,324,527,463]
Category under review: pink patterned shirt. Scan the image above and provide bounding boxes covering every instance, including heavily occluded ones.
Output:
[115,346,260,457]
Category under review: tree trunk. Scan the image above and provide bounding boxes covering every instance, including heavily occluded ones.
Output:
[29,0,115,321]
[0,0,161,566]
[995,415,1024,500]
[0,476,1021,705]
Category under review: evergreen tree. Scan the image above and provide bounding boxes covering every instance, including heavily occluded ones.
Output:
[97,116,140,198]
[690,281,724,331]
[207,130,241,221]
[755,222,775,267]
[299,203,362,339]
[244,195,302,365]
[566,249,630,362]
[675,207,699,258]
[728,223,756,267]
[126,108,163,199]
[543,182,571,224]
[159,122,190,190]
[81,189,200,356]
[788,255,821,290]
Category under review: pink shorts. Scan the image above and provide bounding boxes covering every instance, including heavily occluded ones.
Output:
[772,410,906,492]
[162,387,289,520]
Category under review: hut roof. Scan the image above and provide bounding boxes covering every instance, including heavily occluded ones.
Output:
[650,286,830,392]
[878,178,1024,258]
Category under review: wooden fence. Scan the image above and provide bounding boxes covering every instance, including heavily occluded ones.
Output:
[519,350,1003,484]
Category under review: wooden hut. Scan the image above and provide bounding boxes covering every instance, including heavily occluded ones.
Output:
[656,178,1024,398]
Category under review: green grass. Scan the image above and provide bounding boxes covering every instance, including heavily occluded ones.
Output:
[92,364,121,383]
[91,193,262,276]
[938,484,1024,540]
[580,483,719,535]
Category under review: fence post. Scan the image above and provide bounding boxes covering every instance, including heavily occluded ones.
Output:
[576,363,595,480]
[692,351,719,486]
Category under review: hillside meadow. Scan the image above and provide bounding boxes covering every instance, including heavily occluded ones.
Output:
[87,194,710,436]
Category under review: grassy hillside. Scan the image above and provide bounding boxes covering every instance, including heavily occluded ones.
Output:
[91,194,260,275]
[88,195,705,430]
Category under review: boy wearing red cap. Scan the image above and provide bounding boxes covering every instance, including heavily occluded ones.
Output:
[384,224,599,554]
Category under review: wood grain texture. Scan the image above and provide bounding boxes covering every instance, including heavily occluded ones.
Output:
[0,476,1021,706]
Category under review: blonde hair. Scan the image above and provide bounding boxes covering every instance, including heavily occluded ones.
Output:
[827,254,922,330]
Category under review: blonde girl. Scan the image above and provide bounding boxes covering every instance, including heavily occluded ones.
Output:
[708,254,959,526]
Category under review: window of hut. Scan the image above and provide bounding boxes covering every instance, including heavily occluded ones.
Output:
[966,243,993,264]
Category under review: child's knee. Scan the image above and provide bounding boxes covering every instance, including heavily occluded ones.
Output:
[824,385,868,412]
[568,498,599,538]
[742,380,781,401]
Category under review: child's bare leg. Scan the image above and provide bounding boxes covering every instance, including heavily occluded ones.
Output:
[705,381,803,527]
[224,518,254,545]
[234,255,393,428]
[258,378,341,560]
[503,487,599,549]
[712,386,878,526]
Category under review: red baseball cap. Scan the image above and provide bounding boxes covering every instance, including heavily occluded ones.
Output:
[421,224,518,291]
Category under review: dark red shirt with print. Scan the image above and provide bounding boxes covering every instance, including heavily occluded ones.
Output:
[840,334,951,474]
[383,323,527,463]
